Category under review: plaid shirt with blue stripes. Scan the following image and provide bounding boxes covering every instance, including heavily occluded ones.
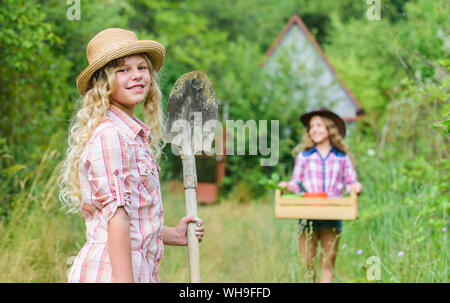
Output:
[288,146,358,198]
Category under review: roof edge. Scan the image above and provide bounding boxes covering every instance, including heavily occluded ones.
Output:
[259,14,364,112]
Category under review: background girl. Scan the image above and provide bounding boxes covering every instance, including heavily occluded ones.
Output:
[59,28,204,283]
[279,107,362,283]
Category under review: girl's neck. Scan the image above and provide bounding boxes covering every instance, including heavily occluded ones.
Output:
[110,99,135,118]
[315,140,332,158]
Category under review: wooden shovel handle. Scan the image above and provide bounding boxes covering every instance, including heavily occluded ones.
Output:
[181,154,201,283]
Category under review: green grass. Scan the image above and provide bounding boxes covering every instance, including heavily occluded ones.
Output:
[161,186,448,283]
[0,149,448,282]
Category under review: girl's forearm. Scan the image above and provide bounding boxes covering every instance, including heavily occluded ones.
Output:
[162,226,183,246]
[163,216,204,246]
[108,207,134,283]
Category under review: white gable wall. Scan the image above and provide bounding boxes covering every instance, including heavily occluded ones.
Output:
[263,25,358,119]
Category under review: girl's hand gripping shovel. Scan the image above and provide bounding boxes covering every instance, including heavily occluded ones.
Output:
[163,71,218,283]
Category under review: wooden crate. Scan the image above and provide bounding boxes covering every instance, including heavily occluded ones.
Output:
[275,189,358,220]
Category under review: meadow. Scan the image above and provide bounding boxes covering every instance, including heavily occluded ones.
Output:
[0,144,447,283]
[0,0,447,283]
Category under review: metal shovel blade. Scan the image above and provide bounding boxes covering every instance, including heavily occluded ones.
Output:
[163,71,218,283]
[164,70,218,154]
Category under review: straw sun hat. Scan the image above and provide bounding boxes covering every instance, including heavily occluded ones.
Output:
[76,28,165,96]
[300,107,346,138]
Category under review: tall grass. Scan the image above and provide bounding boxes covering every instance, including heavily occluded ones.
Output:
[0,150,85,282]
[0,147,447,282]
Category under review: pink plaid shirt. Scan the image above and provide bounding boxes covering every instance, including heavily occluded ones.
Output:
[68,105,164,283]
[288,146,358,198]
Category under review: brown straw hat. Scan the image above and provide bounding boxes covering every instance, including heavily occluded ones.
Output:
[300,107,346,138]
[76,28,165,96]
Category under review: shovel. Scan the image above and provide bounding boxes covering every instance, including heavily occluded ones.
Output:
[163,71,218,283]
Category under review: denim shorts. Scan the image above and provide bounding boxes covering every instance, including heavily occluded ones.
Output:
[298,219,343,234]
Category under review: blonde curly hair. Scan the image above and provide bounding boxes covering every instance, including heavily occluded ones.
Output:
[58,53,164,213]
[292,115,352,159]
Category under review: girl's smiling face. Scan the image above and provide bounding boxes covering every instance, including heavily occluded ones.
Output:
[308,115,330,145]
[110,54,151,116]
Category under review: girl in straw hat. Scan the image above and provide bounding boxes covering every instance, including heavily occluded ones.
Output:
[59,28,204,283]
[278,107,362,283]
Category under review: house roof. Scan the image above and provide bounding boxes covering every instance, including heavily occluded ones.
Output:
[259,14,365,120]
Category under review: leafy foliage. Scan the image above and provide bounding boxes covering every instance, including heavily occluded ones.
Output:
[0,0,448,208]
[0,0,448,283]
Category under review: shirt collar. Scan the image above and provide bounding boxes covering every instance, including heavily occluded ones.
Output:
[106,105,150,139]
[303,146,342,157]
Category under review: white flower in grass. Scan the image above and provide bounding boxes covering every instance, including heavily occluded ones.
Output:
[367,149,375,157]
[357,249,363,255]
[397,251,404,257]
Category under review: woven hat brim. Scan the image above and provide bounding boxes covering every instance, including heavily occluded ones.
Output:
[300,110,346,138]
[76,40,165,96]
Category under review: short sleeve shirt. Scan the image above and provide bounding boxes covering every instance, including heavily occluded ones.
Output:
[288,146,358,198]
[68,105,164,283]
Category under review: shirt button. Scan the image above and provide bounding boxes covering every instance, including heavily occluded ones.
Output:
[114,169,119,176]
[145,169,149,175]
